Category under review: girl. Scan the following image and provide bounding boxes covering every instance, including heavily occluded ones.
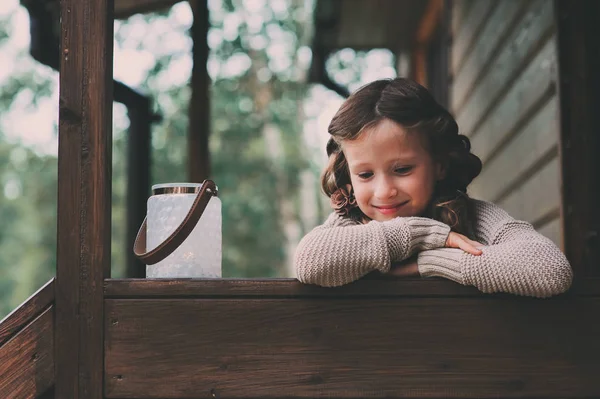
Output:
[294,78,573,297]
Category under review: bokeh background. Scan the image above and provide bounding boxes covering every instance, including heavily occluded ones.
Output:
[0,0,399,317]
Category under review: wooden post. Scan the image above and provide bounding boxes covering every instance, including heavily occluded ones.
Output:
[56,0,113,397]
[126,100,151,277]
[555,0,600,279]
[188,0,211,182]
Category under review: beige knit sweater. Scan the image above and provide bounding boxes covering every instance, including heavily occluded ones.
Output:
[294,199,573,298]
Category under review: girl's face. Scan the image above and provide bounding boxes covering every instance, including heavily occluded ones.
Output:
[342,119,443,222]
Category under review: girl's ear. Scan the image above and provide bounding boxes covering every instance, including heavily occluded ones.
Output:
[436,162,447,181]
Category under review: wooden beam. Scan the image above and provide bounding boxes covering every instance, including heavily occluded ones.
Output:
[104,277,600,298]
[56,0,114,397]
[0,278,54,347]
[188,0,211,183]
[0,307,54,399]
[126,97,151,278]
[554,0,600,279]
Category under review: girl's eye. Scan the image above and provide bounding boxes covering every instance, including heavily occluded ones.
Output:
[395,166,413,174]
[357,172,373,179]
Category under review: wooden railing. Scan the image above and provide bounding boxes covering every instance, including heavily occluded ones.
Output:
[0,279,55,398]
[103,278,600,399]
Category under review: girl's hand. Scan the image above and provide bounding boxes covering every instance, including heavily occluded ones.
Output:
[446,232,483,256]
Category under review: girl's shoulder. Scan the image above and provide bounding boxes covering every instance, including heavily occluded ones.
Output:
[468,198,532,239]
[468,198,514,224]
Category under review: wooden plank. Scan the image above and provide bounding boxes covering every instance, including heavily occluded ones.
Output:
[498,155,561,226]
[451,0,529,113]
[576,278,600,296]
[0,307,54,399]
[537,216,562,249]
[555,0,600,278]
[0,278,54,347]
[469,37,556,161]
[450,0,496,77]
[450,0,475,37]
[126,98,151,278]
[469,95,558,202]
[56,0,113,397]
[104,278,484,298]
[104,298,600,398]
[115,0,178,19]
[188,0,211,183]
[456,0,554,137]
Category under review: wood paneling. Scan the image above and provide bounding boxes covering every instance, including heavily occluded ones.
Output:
[455,0,554,136]
[498,156,561,226]
[452,0,529,111]
[469,95,558,203]
[451,0,496,76]
[104,298,600,398]
[537,216,562,248]
[469,38,556,161]
[451,0,562,244]
[56,0,113,397]
[0,307,54,399]
[450,0,475,38]
[0,278,54,347]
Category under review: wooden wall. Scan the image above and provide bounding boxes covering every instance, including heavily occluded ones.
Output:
[450,0,561,247]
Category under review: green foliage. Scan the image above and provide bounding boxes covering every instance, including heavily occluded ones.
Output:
[0,0,316,317]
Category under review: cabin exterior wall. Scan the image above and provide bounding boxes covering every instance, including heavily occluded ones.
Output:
[450,0,561,247]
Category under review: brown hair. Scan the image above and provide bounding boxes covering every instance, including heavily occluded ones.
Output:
[321,78,482,234]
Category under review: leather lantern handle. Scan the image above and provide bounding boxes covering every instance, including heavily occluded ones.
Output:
[133,179,217,265]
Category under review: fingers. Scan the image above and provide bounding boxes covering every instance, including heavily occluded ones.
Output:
[447,232,483,256]
[458,238,482,256]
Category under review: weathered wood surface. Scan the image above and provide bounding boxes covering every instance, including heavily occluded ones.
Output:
[468,37,556,163]
[555,0,600,278]
[104,278,486,298]
[0,307,54,399]
[470,95,558,204]
[105,277,600,298]
[450,0,475,38]
[451,0,496,76]
[104,297,600,398]
[451,0,561,247]
[452,0,529,112]
[0,278,54,347]
[56,0,113,397]
[538,217,561,248]
[455,0,554,137]
[498,156,560,229]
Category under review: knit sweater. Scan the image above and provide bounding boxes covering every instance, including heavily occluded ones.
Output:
[294,199,573,298]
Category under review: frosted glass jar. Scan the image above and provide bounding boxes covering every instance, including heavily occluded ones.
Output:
[146,182,222,278]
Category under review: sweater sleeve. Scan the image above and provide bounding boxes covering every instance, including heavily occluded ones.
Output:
[294,212,450,287]
[417,200,573,298]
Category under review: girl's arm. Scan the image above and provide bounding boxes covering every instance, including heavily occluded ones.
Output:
[417,201,573,298]
[294,212,450,287]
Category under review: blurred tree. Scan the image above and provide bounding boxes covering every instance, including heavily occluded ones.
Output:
[0,0,316,317]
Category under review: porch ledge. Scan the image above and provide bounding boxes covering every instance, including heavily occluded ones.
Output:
[104,275,600,298]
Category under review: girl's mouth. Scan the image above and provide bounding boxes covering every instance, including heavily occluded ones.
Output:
[374,201,408,215]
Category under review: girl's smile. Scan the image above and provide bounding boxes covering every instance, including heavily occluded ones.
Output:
[373,200,410,215]
[342,118,443,222]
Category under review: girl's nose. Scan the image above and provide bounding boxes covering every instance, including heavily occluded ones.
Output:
[374,178,398,199]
